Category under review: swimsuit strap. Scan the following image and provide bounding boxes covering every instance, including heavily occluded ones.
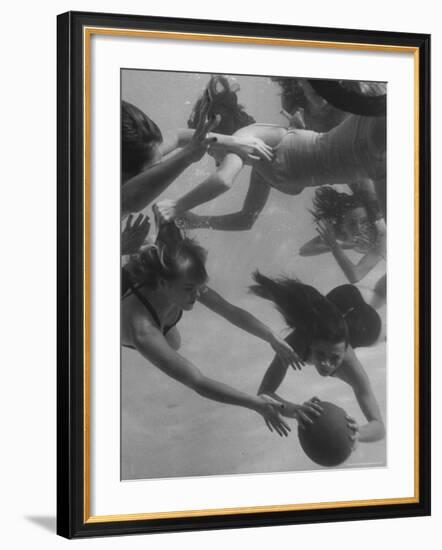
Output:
[164,310,183,335]
[123,268,182,335]
[130,285,162,329]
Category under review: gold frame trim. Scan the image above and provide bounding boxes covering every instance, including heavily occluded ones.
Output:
[82,27,421,524]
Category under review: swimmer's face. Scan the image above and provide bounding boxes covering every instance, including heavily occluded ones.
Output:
[164,276,205,311]
[341,206,370,241]
[310,340,347,377]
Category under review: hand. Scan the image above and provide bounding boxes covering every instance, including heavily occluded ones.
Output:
[280,108,306,129]
[121,213,150,255]
[289,109,306,129]
[269,334,304,370]
[282,397,324,430]
[184,96,221,163]
[216,136,274,163]
[316,220,338,250]
[257,394,291,437]
[346,414,360,451]
[154,199,179,223]
[352,233,372,253]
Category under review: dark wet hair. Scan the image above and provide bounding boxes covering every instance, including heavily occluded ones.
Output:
[250,271,349,346]
[312,186,364,227]
[326,285,381,348]
[188,75,255,136]
[271,77,347,132]
[126,223,208,290]
[271,77,309,112]
[121,100,163,177]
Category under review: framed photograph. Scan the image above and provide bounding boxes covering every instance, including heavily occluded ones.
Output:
[57,11,431,538]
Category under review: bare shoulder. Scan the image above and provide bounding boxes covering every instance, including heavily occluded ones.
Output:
[121,294,160,345]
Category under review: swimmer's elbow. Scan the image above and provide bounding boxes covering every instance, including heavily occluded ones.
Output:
[347,270,361,284]
[376,420,386,441]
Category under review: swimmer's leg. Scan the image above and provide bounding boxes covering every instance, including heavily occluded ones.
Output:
[179,169,271,231]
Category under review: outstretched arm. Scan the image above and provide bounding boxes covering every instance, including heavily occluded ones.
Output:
[122,115,220,217]
[337,347,385,442]
[180,169,271,231]
[199,287,302,369]
[257,346,323,429]
[129,313,290,436]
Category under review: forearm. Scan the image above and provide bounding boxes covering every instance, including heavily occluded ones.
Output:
[220,305,276,344]
[122,149,194,215]
[135,333,261,412]
[258,356,288,395]
[193,210,256,231]
[330,245,360,283]
[194,374,262,412]
[175,130,236,150]
[299,236,331,256]
[358,419,385,442]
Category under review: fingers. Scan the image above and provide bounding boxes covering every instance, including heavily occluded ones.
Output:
[195,113,220,141]
[193,94,211,131]
[269,416,291,437]
[125,213,134,229]
[257,144,274,162]
[302,402,323,417]
[296,412,312,430]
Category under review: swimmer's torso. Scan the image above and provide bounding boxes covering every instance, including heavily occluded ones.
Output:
[236,117,386,194]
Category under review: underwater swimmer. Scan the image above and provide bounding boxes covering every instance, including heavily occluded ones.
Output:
[252,272,385,445]
[155,78,386,231]
[121,222,302,436]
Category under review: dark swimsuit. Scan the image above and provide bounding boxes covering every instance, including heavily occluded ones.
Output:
[122,268,183,349]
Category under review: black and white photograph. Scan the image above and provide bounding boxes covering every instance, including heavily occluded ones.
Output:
[120,70,387,481]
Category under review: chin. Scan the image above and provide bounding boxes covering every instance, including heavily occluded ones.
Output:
[183,302,195,311]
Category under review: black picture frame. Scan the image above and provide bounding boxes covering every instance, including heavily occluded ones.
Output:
[57,10,431,539]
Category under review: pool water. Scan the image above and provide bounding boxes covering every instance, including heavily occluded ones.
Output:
[121,70,387,480]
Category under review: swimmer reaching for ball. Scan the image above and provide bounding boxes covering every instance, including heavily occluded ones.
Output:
[121,221,300,436]
[156,76,386,230]
[251,272,385,445]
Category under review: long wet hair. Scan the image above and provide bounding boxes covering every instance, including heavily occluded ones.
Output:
[121,100,163,178]
[312,187,363,226]
[250,271,349,347]
[188,75,255,136]
[126,223,208,290]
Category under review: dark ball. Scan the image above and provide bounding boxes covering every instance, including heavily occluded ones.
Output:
[298,400,353,467]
